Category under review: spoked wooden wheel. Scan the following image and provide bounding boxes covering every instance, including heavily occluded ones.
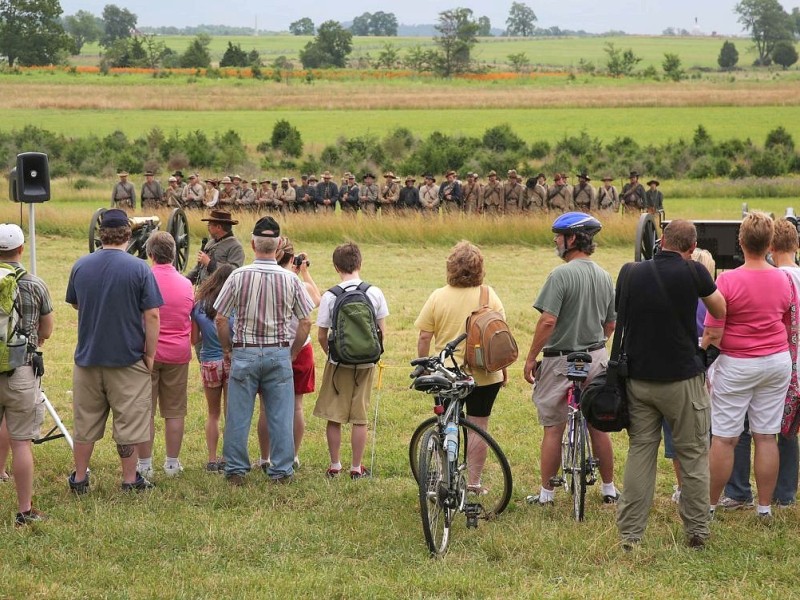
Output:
[634,213,657,261]
[167,208,190,272]
[88,208,106,254]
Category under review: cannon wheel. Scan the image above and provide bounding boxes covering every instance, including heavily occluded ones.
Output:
[88,208,107,254]
[167,208,190,272]
[634,213,657,262]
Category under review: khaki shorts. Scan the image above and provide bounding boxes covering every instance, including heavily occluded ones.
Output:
[151,361,189,418]
[313,362,374,425]
[533,347,608,427]
[0,366,39,440]
[72,361,152,445]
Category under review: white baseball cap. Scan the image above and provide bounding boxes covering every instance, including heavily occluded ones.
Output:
[0,224,24,251]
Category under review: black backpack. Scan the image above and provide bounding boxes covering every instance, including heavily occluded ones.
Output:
[327,282,383,365]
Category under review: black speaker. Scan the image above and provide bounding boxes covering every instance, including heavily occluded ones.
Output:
[10,152,50,203]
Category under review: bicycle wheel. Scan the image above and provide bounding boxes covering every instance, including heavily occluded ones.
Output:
[418,428,452,556]
[458,419,513,519]
[409,416,437,483]
[570,415,587,522]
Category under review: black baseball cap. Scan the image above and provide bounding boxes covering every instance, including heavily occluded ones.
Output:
[253,216,281,238]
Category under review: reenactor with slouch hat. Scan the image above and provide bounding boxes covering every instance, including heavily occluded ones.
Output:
[256,179,274,212]
[573,172,597,212]
[275,177,296,214]
[482,170,504,215]
[524,173,547,213]
[598,176,618,212]
[297,175,316,213]
[111,171,136,210]
[398,176,420,211]
[621,171,646,213]
[503,169,525,214]
[218,176,237,209]
[546,173,572,213]
[140,171,164,210]
[644,179,663,214]
[380,171,400,216]
[359,173,380,215]
[462,172,482,214]
[316,171,338,214]
[182,173,205,210]
[439,170,462,214]
[419,174,440,212]
[165,176,183,208]
[186,210,245,286]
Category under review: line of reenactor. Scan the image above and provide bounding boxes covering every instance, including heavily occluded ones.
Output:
[111,168,664,215]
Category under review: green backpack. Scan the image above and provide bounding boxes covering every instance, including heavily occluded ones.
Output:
[327,282,383,365]
[0,263,28,373]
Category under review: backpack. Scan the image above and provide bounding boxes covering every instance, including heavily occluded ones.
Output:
[464,286,518,373]
[327,281,384,365]
[0,263,28,373]
[580,366,630,433]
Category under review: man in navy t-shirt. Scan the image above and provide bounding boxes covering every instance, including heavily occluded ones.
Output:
[65,209,163,494]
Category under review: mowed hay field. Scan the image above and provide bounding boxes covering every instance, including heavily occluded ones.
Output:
[2,211,800,598]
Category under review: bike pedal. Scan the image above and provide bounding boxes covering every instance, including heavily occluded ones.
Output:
[466,515,478,529]
[548,476,565,487]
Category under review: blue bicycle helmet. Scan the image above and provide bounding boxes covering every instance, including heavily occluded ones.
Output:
[551,212,602,236]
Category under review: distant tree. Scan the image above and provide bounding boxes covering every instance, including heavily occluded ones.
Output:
[299,20,352,68]
[180,33,211,68]
[100,37,132,68]
[370,11,398,36]
[271,119,303,157]
[718,40,739,69]
[403,44,438,72]
[219,41,248,67]
[289,17,314,36]
[247,48,261,67]
[734,0,794,65]
[100,3,136,47]
[662,52,684,81]
[505,2,537,37]
[350,12,371,36]
[434,7,480,77]
[477,16,492,37]
[0,0,71,66]
[772,40,799,68]
[139,33,169,69]
[604,42,641,77]
[507,51,530,72]
[372,42,400,69]
[64,9,102,54]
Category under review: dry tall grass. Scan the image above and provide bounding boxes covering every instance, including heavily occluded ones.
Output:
[2,80,799,111]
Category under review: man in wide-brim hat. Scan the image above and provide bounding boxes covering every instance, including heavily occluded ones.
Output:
[644,178,663,215]
[573,171,597,213]
[186,210,244,286]
[621,170,646,213]
[597,176,619,212]
[111,170,136,210]
[398,175,420,212]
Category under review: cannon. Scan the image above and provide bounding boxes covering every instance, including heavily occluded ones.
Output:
[88,207,190,272]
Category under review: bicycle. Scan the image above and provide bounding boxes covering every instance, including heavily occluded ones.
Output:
[409,333,512,556]
[544,351,599,522]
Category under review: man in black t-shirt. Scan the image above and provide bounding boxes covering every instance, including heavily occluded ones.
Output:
[616,219,725,550]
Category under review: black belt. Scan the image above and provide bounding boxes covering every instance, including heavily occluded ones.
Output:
[543,341,606,358]
[232,342,289,348]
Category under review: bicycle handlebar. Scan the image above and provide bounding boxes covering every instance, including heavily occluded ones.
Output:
[444,333,468,355]
[409,334,468,381]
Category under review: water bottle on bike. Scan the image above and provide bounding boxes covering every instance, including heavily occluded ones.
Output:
[444,422,458,462]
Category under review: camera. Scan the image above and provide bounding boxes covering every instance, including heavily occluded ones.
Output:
[293,253,309,268]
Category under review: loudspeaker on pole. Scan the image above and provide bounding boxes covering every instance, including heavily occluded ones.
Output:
[9,152,50,203]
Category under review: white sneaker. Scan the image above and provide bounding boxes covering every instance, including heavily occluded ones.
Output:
[163,461,184,477]
[137,464,154,479]
[671,486,682,504]
[293,456,301,470]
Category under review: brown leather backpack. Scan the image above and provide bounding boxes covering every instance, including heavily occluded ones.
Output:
[464,286,518,373]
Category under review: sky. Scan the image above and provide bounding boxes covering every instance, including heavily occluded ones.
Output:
[58,0,797,36]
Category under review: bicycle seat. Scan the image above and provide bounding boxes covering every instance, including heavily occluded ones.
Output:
[412,374,453,393]
[566,351,592,364]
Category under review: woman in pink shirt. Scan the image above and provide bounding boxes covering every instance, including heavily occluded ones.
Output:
[703,212,793,518]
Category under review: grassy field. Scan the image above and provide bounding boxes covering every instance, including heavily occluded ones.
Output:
[2,212,800,597]
[74,35,766,71]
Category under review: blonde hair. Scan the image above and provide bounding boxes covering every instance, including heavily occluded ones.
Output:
[771,219,799,254]
[739,211,774,256]
[691,248,716,279]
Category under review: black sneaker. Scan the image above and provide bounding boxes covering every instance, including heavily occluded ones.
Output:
[603,491,621,504]
[687,535,707,550]
[121,472,155,492]
[15,507,48,527]
[68,471,90,495]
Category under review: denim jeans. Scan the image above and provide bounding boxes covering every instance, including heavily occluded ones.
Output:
[223,347,294,479]
[724,417,799,505]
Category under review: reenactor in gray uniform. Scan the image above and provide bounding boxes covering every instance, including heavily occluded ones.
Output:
[398,176,420,212]
[337,172,352,208]
[297,175,316,213]
[546,173,573,213]
[380,171,400,216]
[111,171,136,210]
[316,171,338,214]
[359,173,380,215]
[482,170,505,215]
[255,180,273,212]
[503,169,525,214]
[203,179,219,209]
[621,171,646,213]
[572,172,597,212]
[236,180,257,211]
[165,176,183,208]
[231,175,243,200]
[340,174,360,215]
[275,177,296,214]
[438,170,463,214]
[598,176,618,212]
[172,171,186,191]
[218,176,238,209]
[644,179,663,214]
[186,210,245,286]
[140,171,164,210]
[181,173,205,209]
[524,173,547,213]
[419,174,440,213]
[462,172,482,214]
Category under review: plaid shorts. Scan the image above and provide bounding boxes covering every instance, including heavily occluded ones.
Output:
[201,359,230,389]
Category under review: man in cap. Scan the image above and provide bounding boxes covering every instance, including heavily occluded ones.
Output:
[214,217,313,485]
[111,171,136,210]
[297,175,316,213]
[462,172,482,214]
[172,171,186,190]
[503,169,525,214]
[140,171,164,210]
[340,173,360,215]
[481,170,504,215]
[165,176,183,209]
[275,177,296,215]
[621,171,646,213]
[315,171,338,214]
[398,176,420,212]
[66,209,163,494]
[380,171,400,216]
[218,176,237,208]
[419,174,440,212]
[439,170,463,214]
[524,173,547,213]
[0,224,53,525]
[644,179,663,214]
[359,173,380,215]
[546,173,573,213]
[235,179,256,211]
[186,210,245,286]
[598,176,619,212]
[573,172,597,213]
[232,175,243,199]
[181,173,205,210]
